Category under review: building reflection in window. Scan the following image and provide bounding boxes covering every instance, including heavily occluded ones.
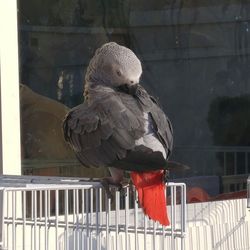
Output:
[18,0,250,202]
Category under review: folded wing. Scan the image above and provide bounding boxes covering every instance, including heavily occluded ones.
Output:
[63,91,145,168]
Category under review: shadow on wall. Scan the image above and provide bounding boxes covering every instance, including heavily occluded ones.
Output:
[20,84,108,178]
[20,83,73,160]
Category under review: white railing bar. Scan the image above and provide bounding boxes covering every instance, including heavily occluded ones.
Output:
[6,193,9,250]
[90,188,93,250]
[125,187,129,250]
[174,185,177,232]
[38,190,42,250]
[81,189,87,249]
[81,189,84,250]
[152,220,156,250]
[115,190,120,250]
[170,186,175,249]
[95,188,100,250]
[31,190,34,220]
[162,224,165,249]
[0,181,185,191]
[0,181,101,188]
[144,212,147,250]
[0,174,101,182]
[134,187,138,250]
[98,187,102,250]
[22,191,26,250]
[3,218,185,236]
[85,190,90,250]
[76,189,80,250]
[12,192,16,250]
[34,190,37,250]
[55,190,59,250]
[105,194,110,250]
[64,189,69,250]
[30,191,34,250]
[182,184,187,234]
[0,190,4,249]
[48,191,51,219]
[0,185,99,191]
[44,190,48,250]
[73,189,76,250]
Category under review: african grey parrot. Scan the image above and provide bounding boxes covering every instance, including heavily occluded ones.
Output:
[63,42,173,225]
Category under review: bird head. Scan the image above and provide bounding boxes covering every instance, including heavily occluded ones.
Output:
[85,42,142,89]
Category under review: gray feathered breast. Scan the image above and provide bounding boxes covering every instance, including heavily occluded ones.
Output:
[63,84,173,171]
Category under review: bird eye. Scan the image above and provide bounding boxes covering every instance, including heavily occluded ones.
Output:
[116,70,122,77]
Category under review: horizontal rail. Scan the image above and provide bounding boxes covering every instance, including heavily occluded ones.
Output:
[3,218,185,237]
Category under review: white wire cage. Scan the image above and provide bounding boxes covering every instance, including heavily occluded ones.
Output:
[0,175,186,250]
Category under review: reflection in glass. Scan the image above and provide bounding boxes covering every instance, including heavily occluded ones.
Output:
[18,0,250,201]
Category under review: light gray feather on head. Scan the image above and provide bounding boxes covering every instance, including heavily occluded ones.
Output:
[85,42,142,91]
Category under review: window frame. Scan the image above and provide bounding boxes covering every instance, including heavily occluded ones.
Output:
[0,0,21,175]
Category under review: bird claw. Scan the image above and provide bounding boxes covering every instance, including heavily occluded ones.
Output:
[163,169,170,183]
[119,178,133,196]
[100,178,113,199]
[100,178,131,199]
[120,178,131,189]
[114,182,130,198]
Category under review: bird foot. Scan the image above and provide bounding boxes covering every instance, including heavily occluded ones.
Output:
[100,178,113,199]
[163,169,170,183]
[100,178,131,199]
[118,178,132,197]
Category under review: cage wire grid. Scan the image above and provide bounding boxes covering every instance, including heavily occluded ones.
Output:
[0,175,186,250]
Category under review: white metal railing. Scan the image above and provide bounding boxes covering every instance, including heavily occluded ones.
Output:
[0,175,186,250]
[0,176,186,250]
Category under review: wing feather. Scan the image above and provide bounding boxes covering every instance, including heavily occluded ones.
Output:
[119,84,174,159]
[149,104,173,158]
[63,84,173,169]
[63,91,145,167]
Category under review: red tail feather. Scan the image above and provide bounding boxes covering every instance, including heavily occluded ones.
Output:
[130,170,170,226]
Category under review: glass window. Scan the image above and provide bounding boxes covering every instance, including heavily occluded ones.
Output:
[18,0,249,201]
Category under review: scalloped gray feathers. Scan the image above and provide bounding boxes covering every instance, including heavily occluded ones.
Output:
[63,90,146,167]
[63,42,173,171]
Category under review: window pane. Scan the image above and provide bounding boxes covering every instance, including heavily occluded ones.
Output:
[18,0,249,201]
